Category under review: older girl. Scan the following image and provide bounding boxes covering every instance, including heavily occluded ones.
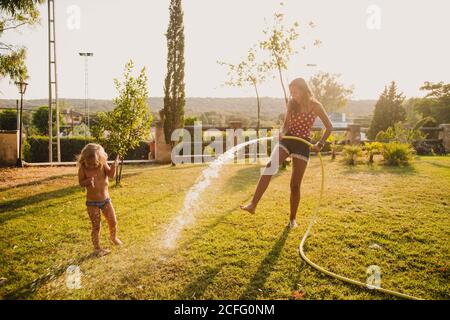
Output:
[241,78,333,228]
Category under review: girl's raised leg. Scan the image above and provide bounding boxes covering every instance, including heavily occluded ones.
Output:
[241,145,290,214]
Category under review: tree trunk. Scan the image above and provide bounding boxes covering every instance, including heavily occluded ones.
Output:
[277,64,288,106]
[254,83,261,139]
[118,159,124,184]
[115,161,119,185]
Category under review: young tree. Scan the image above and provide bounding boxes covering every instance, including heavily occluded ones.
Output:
[163,0,186,154]
[414,81,450,125]
[367,81,406,140]
[92,60,153,185]
[31,106,64,135]
[308,72,354,112]
[403,98,423,127]
[259,9,300,106]
[0,0,44,82]
[218,46,269,134]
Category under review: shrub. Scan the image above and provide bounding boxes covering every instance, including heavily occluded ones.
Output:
[25,136,149,163]
[364,142,383,163]
[382,142,414,166]
[26,136,95,163]
[326,132,347,159]
[343,145,362,165]
[22,139,31,162]
[0,109,17,130]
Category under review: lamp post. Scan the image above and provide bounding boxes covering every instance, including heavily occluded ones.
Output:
[79,52,94,143]
[15,80,28,168]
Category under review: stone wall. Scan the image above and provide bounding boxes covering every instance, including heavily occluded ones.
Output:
[438,124,450,153]
[0,130,18,166]
[154,121,172,164]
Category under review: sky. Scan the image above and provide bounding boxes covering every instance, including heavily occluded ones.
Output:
[1,0,449,100]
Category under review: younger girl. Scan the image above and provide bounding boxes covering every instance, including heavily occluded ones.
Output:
[77,143,122,256]
[241,78,333,228]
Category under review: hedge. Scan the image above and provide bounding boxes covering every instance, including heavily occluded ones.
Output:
[24,136,150,163]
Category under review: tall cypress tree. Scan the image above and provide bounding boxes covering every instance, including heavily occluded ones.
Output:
[368,81,406,140]
[163,0,186,145]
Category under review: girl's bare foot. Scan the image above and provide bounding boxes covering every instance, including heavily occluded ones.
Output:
[289,220,298,229]
[240,203,256,214]
[111,237,123,246]
[94,249,111,257]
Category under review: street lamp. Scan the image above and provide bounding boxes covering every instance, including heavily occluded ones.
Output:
[79,52,94,142]
[15,80,28,168]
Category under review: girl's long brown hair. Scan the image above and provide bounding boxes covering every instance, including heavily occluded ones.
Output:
[282,78,319,134]
[287,78,318,114]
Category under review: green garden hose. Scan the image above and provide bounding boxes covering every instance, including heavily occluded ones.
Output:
[282,136,422,300]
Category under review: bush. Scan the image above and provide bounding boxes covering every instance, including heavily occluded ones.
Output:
[0,110,17,130]
[22,139,31,162]
[382,142,414,166]
[25,136,149,163]
[364,142,383,163]
[26,136,95,163]
[343,145,362,165]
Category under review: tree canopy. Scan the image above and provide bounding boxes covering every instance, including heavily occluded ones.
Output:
[0,0,44,82]
[367,81,406,140]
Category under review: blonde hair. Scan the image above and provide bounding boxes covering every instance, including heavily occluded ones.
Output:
[77,143,108,168]
[287,78,318,113]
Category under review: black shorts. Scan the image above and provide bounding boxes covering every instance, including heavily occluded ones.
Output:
[278,135,312,163]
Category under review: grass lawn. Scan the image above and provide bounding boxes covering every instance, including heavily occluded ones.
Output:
[0,155,449,300]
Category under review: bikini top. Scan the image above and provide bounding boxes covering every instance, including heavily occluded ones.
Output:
[287,109,317,138]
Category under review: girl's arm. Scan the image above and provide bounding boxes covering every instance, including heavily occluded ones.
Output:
[78,167,94,187]
[105,156,119,179]
[313,101,334,149]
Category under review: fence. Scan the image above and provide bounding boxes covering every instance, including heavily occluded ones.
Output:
[153,122,450,163]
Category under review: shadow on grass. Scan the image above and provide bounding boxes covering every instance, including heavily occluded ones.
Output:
[224,164,288,194]
[3,252,96,300]
[0,172,142,223]
[223,166,261,193]
[178,264,224,299]
[0,174,77,193]
[239,226,290,299]
[421,160,450,170]
[341,162,417,176]
[0,185,82,222]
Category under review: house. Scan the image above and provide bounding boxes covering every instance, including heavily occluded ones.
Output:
[62,110,83,127]
[313,112,351,128]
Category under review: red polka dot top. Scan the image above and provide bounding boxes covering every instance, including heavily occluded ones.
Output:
[286,109,317,139]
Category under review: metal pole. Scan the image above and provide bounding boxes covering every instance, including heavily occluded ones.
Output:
[16,99,19,130]
[53,0,61,162]
[79,52,93,143]
[16,93,24,167]
[85,55,88,142]
[48,0,53,162]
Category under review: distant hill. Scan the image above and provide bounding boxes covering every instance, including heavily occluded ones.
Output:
[0,97,376,121]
